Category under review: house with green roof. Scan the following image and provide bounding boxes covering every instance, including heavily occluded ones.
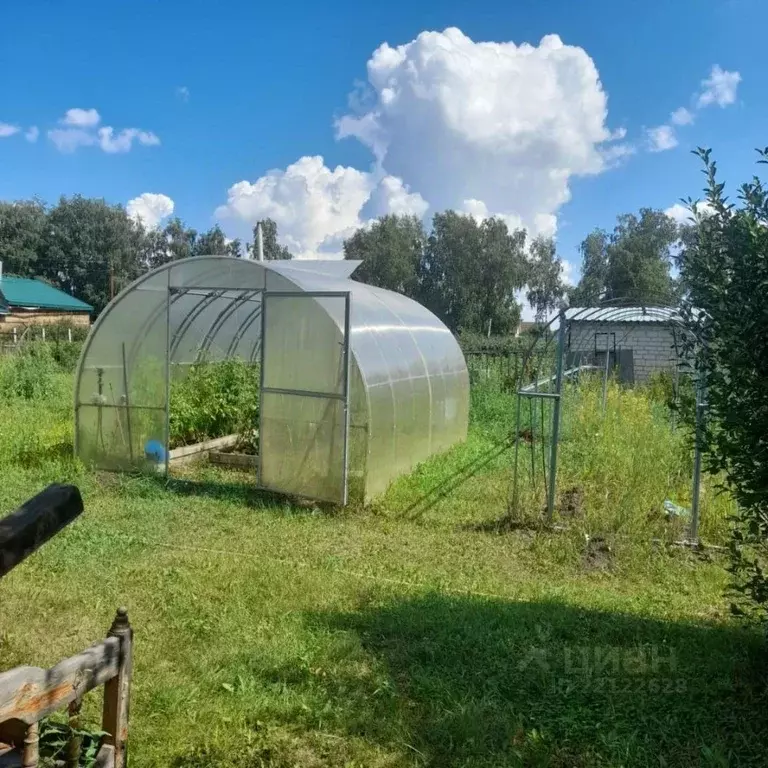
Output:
[0,266,93,329]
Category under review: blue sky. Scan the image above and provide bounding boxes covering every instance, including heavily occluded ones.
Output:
[1,0,764,280]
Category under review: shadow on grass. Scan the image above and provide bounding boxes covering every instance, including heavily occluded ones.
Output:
[285,595,767,767]
[394,439,513,522]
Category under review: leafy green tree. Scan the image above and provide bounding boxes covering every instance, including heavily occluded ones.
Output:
[162,217,198,262]
[343,214,425,296]
[568,230,608,305]
[679,147,768,624]
[526,236,565,321]
[226,238,243,258]
[0,199,48,277]
[194,224,229,256]
[420,211,526,335]
[571,210,679,305]
[42,195,145,313]
[250,218,292,260]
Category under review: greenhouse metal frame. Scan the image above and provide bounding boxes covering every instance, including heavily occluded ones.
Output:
[74,256,470,505]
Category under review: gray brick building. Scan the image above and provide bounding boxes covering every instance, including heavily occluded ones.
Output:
[565,307,682,384]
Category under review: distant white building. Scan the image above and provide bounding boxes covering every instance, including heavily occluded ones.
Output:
[565,306,683,384]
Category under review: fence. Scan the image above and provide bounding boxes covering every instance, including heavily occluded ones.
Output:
[0,485,132,767]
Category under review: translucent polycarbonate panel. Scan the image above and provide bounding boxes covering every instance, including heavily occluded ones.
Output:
[268,268,470,502]
[76,270,170,469]
[77,404,165,470]
[259,392,346,502]
[262,294,346,396]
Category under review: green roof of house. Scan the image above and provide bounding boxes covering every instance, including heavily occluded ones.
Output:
[0,276,93,312]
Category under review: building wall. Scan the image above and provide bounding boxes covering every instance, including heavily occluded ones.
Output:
[0,310,91,328]
[567,320,679,383]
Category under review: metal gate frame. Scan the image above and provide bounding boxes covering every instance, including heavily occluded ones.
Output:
[257,291,352,505]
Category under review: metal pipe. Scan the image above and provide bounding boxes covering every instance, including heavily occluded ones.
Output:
[341,293,352,505]
[690,368,706,543]
[602,331,610,413]
[256,222,264,261]
[547,310,567,521]
[164,270,172,477]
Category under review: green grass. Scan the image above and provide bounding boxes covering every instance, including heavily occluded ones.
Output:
[0,351,766,766]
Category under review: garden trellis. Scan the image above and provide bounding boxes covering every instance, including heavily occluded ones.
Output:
[74,256,469,505]
[511,302,707,543]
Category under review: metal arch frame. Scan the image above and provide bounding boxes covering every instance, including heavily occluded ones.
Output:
[511,298,708,543]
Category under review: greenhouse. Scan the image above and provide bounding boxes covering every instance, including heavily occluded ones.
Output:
[74,256,469,504]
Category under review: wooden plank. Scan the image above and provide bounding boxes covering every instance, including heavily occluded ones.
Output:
[0,485,83,579]
[209,451,259,470]
[101,609,132,768]
[168,434,239,461]
[0,638,121,725]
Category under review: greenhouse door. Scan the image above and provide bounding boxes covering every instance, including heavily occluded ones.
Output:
[258,291,351,504]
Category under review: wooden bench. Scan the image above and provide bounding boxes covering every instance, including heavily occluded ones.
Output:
[0,485,133,767]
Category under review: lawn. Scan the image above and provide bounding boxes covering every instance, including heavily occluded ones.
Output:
[0,347,766,767]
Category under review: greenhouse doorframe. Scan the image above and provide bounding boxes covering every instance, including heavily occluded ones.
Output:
[257,291,352,505]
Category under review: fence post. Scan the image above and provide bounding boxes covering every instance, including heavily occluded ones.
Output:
[41,327,45,342]
[68,328,72,343]
[547,310,567,521]
[101,608,133,768]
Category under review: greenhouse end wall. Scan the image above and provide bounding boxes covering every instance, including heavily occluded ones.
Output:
[74,256,469,504]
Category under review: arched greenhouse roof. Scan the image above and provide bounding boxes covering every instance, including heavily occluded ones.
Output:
[74,256,469,504]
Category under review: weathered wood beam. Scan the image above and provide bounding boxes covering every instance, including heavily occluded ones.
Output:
[0,485,83,579]
[0,637,121,725]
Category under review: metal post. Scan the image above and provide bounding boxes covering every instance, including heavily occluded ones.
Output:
[511,392,523,515]
[547,311,567,521]
[341,293,352,505]
[257,293,267,487]
[602,332,610,413]
[690,369,705,543]
[163,270,171,477]
[256,222,264,262]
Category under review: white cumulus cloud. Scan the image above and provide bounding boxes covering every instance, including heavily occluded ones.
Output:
[0,123,20,138]
[664,201,715,225]
[48,108,160,154]
[216,155,374,258]
[216,28,624,256]
[127,193,175,229]
[697,65,741,108]
[62,108,101,128]
[646,125,678,152]
[364,175,429,218]
[336,28,621,236]
[670,107,694,126]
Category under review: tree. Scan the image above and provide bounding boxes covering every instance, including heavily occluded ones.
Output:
[571,210,679,305]
[0,199,48,277]
[249,218,292,260]
[42,195,145,314]
[343,214,425,296]
[194,224,229,256]
[526,236,565,321]
[420,211,527,335]
[679,147,768,624]
[226,238,243,258]
[162,217,198,262]
[568,230,608,305]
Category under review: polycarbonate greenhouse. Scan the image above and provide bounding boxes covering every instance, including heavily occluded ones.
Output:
[74,256,469,504]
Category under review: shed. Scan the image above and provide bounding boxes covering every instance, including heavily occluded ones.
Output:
[565,306,682,384]
[74,256,469,504]
[0,271,93,327]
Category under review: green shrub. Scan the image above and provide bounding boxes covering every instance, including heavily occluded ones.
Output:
[169,359,260,448]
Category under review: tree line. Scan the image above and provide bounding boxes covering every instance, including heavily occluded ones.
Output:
[0,194,685,327]
[344,207,685,335]
[0,197,290,314]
